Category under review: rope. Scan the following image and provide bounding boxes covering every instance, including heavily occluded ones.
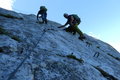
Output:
[7,28,47,80]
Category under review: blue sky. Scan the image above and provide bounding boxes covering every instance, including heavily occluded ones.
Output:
[0,0,120,52]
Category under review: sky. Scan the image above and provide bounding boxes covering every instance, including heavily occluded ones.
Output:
[0,0,120,52]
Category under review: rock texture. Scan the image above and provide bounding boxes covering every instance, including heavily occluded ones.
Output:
[0,8,120,80]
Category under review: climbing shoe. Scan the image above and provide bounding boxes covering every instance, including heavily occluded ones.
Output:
[78,36,86,41]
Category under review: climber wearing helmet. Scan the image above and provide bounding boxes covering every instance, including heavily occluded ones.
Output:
[37,6,47,24]
[58,13,85,41]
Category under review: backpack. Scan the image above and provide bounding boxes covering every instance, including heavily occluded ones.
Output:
[40,6,47,11]
[71,14,81,24]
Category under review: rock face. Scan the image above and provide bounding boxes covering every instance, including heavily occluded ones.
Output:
[0,8,120,80]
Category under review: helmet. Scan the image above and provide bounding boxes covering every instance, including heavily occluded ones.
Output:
[63,13,68,18]
[40,6,45,10]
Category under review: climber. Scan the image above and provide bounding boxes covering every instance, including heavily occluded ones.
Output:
[37,6,47,24]
[58,13,85,40]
